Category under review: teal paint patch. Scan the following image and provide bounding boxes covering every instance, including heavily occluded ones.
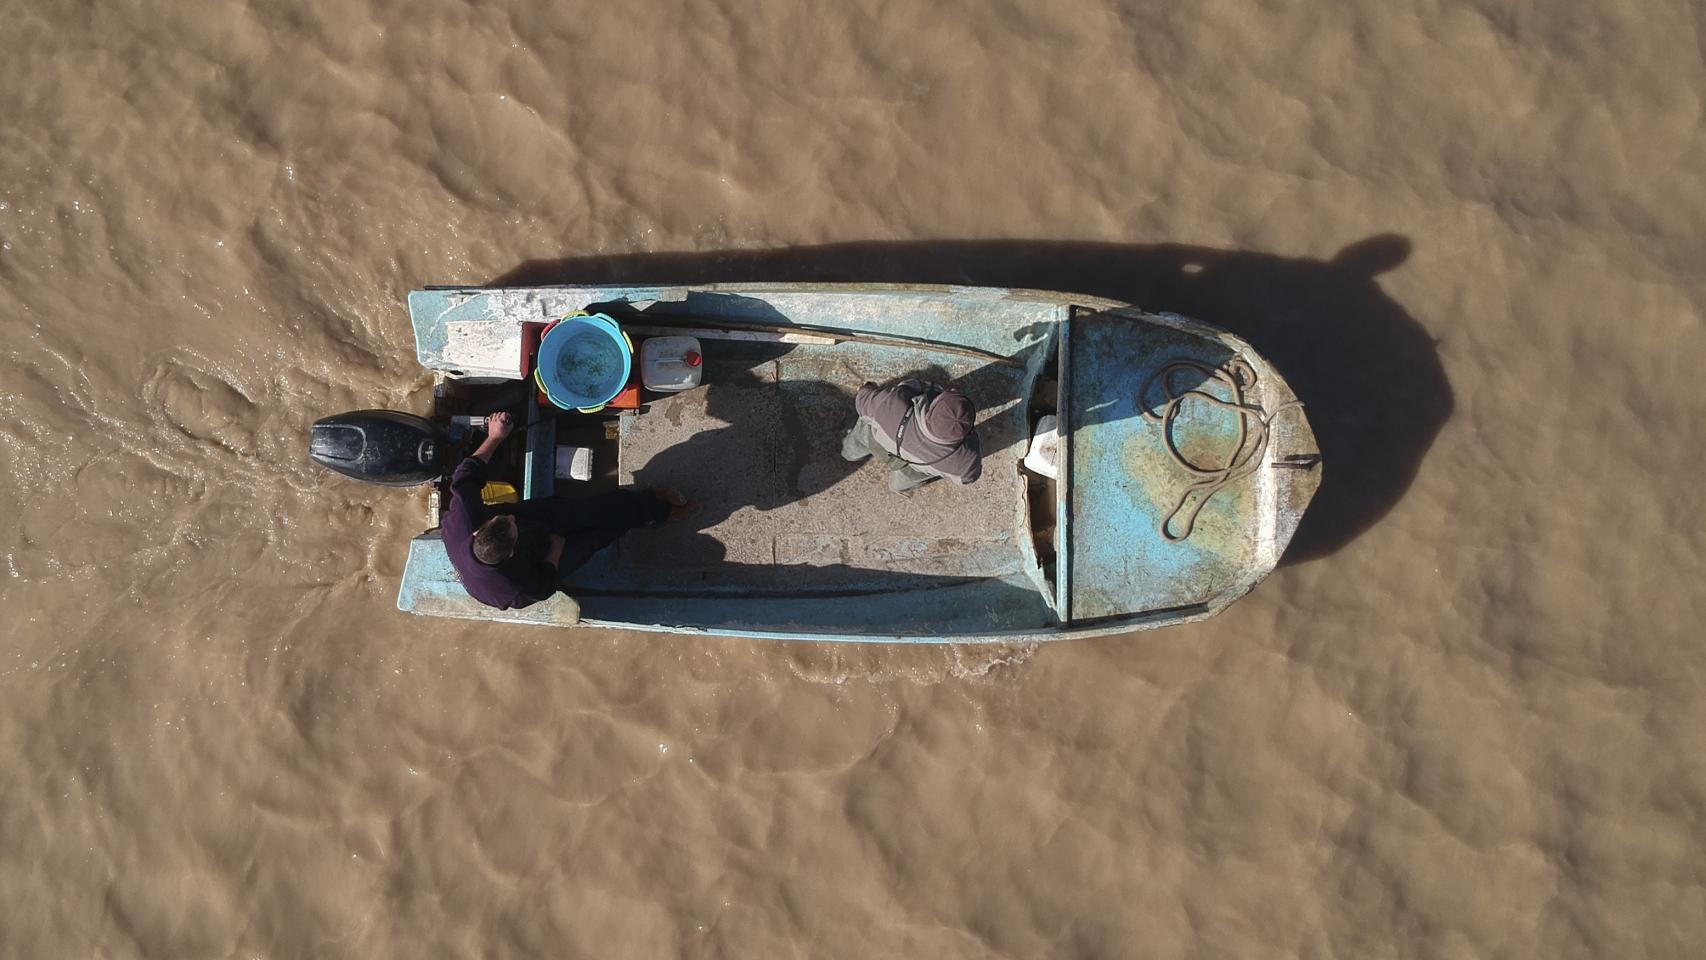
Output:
[1066,311,1257,621]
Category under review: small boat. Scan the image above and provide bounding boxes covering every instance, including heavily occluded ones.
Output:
[310,283,1321,642]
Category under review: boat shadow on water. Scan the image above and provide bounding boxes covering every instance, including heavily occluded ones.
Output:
[490,234,1452,565]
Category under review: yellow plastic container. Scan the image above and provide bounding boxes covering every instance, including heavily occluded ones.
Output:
[481,481,520,505]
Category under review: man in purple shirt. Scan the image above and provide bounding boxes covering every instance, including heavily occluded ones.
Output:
[442,412,691,609]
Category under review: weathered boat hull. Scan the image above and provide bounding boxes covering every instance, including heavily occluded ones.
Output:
[395,283,1320,641]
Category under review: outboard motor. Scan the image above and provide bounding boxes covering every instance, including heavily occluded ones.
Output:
[309,410,443,486]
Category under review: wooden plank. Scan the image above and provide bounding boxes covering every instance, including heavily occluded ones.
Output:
[523,401,555,500]
[619,315,1024,367]
[442,319,526,379]
[621,324,840,345]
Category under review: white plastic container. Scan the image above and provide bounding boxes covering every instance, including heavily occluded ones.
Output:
[640,336,704,392]
[1023,415,1061,479]
[554,445,592,482]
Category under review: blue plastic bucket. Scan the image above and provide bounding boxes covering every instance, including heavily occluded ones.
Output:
[535,313,631,410]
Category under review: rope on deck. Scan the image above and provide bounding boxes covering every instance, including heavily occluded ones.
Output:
[1140,358,1304,543]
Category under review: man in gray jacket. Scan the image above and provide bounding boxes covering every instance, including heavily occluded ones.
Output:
[841,378,982,491]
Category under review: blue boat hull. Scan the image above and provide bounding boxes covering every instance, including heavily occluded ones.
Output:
[395,283,1320,641]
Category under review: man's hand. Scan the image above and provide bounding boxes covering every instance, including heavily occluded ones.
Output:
[472,411,515,463]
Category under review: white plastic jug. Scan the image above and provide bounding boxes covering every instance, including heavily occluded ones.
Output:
[1023,415,1061,479]
[640,336,704,392]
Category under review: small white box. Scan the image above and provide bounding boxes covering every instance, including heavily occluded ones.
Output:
[554,445,592,482]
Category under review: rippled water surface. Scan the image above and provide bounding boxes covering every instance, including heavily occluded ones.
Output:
[2,0,1704,957]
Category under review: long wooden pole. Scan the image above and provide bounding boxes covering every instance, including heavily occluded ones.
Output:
[619,314,1025,368]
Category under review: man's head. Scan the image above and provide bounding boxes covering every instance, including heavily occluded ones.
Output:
[920,387,976,445]
[472,515,519,565]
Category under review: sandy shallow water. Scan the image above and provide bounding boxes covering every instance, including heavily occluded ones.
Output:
[2,0,1704,956]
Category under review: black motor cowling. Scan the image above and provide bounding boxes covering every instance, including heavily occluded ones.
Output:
[309,410,443,486]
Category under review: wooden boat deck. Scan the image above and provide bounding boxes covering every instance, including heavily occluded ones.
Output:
[564,337,1037,593]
